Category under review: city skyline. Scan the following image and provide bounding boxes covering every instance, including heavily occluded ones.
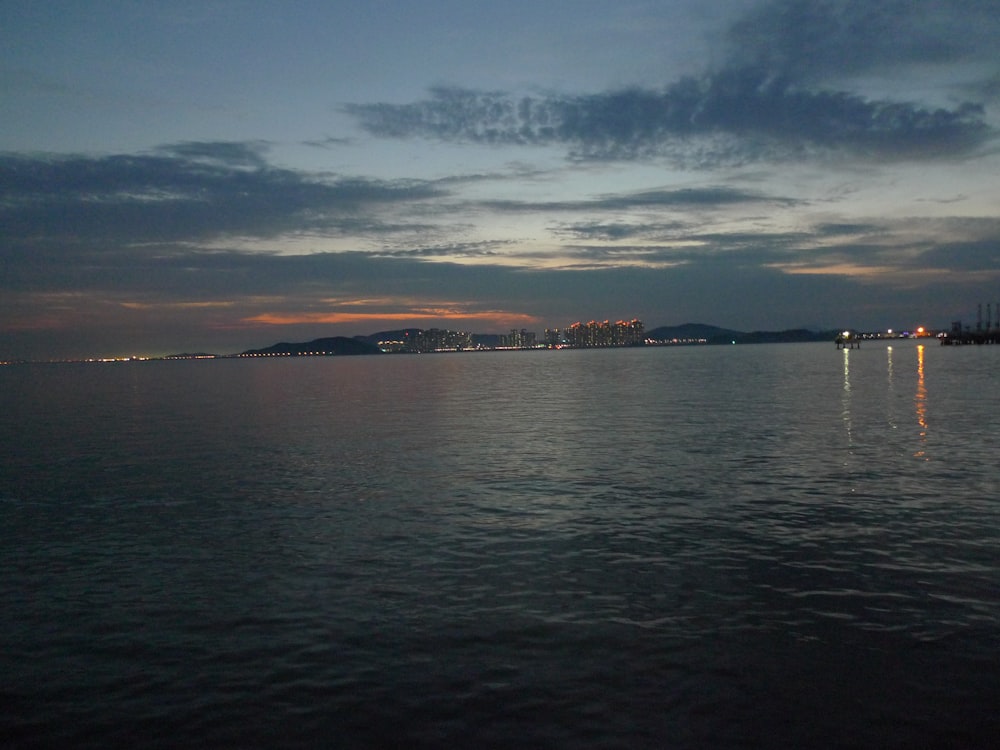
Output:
[3,1,999,360]
[8,316,965,363]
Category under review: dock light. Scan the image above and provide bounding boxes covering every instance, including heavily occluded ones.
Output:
[917,326,925,335]
[843,331,851,338]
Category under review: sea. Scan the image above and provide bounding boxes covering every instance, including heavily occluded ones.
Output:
[2,340,998,749]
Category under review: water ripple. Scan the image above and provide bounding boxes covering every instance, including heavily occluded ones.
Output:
[2,346,999,748]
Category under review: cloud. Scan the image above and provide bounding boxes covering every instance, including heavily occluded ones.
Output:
[156,140,271,168]
[967,74,1000,104]
[374,241,510,259]
[5,222,998,359]
[343,0,997,167]
[346,75,990,165]
[910,239,1000,273]
[477,186,795,214]
[302,136,355,149]
[0,148,446,247]
[727,0,1000,83]
[242,309,539,327]
[553,222,689,242]
[600,186,797,208]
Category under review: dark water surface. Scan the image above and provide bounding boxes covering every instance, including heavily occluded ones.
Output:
[2,342,999,748]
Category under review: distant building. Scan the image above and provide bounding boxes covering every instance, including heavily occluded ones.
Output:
[377,339,410,353]
[382,321,642,353]
[412,328,472,352]
[563,319,644,348]
[501,328,537,348]
[544,328,565,347]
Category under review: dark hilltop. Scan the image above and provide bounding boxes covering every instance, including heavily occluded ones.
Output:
[239,336,381,357]
[645,323,835,345]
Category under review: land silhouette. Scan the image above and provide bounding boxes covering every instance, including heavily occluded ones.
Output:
[216,324,837,359]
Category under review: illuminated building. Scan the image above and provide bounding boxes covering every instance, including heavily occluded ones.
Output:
[502,329,537,348]
[544,328,564,347]
[563,319,644,348]
[411,328,473,352]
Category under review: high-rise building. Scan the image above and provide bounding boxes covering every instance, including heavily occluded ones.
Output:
[563,319,643,348]
[502,329,537,348]
[412,328,472,352]
[544,328,565,347]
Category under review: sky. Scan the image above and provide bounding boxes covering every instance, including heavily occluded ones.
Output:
[2,0,999,359]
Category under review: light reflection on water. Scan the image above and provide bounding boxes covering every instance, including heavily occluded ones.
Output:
[841,347,853,451]
[885,345,897,431]
[1,342,999,749]
[915,344,928,459]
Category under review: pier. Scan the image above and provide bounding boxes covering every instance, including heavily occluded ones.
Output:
[939,303,1000,345]
[940,329,1000,345]
[835,331,860,349]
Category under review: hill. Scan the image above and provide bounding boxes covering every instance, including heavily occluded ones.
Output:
[353,329,422,346]
[647,323,835,344]
[646,323,741,341]
[241,336,381,356]
[354,328,505,349]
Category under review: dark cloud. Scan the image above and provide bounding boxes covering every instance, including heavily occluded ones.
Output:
[553,245,671,266]
[346,75,990,165]
[374,241,509,259]
[477,186,793,214]
[3,242,439,301]
[302,136,355,149]
[343,1,997,165]
[814,223,886,237]
[688,231,809,252]
[156,141,271,168]
[0,149,446,246]
[968,74,1000,104]
[687,217,1000,278]
[554,222,688,242]
[727,0,1000,82]
[602,186,796,208]
[912,240,1000,272]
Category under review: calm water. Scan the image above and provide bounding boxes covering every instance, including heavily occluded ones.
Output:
[2,342,999,748]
